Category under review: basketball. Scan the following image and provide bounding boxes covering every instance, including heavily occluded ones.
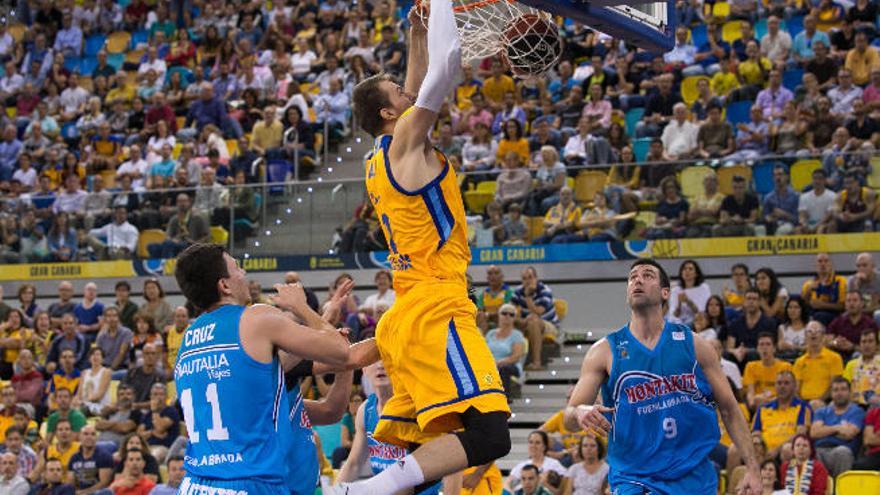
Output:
[501,13,562,77]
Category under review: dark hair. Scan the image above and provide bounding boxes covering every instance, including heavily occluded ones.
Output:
[17,284,36,302]
[142,278,165,300]
[812,168,827,178]
[783,296,810,325]
[352,74,394,137]
[754,267,782,305]
[175,243,231,310]
[4,425,23,438]
[705,295,727,329]
[731,263,750,276]
[630,259,670,289]
[374,270,392,284]
[133,311,157,334]
[520,464,540,476]
[88,347,104,358]
[166,455,184,466]
[55,418,72,429]
[529,430,550,454]
[503,119,523,140]
[831,376,851,389]
[790,433,815,458]
[577,434,605,460]
[862,328,878,341]
[678,259,705,288]
[761,459,782,490]
[732,175,747,184]
[744,285,760,297]
[757,331,776,345]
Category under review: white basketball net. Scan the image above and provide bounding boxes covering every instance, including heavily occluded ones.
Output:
[416,0,562,76]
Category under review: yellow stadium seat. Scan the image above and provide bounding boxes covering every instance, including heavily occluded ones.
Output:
[159,465,169,484]
[574,171,607,205]
[211,226,229,246]
[791,159,822,191]
[99,170,116,189]
[680,166,713,200]
[566,176,574,189]
[717,165,752,196]
[108,380,120,403]
[79,76,93,92]
[712,2,731,20]
[137,229,167,258]
[4,107,14,118]
[125,48,145,65]
[226,139,240,157]
[463,191,494,214]
[106,31,131,54]
[721,20,744,42]
[472,181,494,193]
[171,142,183,160]
[554,299,568,321]
[727,466,745,495]
[176,116,186,131]
[634,211,656,231]
[166,380,177,403]
[868,156,880,189]
[681,76,710,106]
[7,24,25,43]
[527,215,545,242]
[837,471,880,495]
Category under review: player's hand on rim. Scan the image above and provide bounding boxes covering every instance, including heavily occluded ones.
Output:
[575,404,613,433]
[409,1,429,34]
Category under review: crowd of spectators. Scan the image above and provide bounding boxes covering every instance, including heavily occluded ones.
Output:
[497,251,880,494]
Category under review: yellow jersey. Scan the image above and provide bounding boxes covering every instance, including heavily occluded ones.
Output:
[365,134,471,298]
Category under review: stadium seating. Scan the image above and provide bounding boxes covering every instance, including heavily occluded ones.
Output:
[680,166,713,200]
[791,159,823,191]
[752,161,778,196]
[725,100,752,126]
[836,471,880,495]
[681,76,710,105]
[574,171,607,204]
[464,181,496,214]
[718,165,752,195]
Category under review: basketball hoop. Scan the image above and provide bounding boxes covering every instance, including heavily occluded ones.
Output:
[415,0,563,77]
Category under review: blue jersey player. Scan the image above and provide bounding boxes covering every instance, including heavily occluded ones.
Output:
[173,243,351,494]
[564,259,762,495]
[336,361,442,494]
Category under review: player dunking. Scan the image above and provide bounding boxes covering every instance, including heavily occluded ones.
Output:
[173,244,351,494]
[329,0,511,493]
[564,259,762,495]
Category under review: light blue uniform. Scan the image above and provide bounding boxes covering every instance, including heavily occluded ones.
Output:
[174,304,292,494]
[364,394,441,495]
[286,381,320,494]
[600,321,720,495]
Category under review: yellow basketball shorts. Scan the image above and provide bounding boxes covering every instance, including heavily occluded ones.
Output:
[373,282,511,447]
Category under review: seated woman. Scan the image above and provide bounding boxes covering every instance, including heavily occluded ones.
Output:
[506,431,568,495]
[645,176,689,240]
[777,296,809,360]
[485,304,526,398]
[562,435,609,495]
[780,434,829,495]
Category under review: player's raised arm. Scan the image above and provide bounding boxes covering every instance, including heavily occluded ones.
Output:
[564,339,612,432]
[694,336,762,495]
[404,4,429,97]
[337,402,370,483]
[393,0,461,151]
[244,304,350,367]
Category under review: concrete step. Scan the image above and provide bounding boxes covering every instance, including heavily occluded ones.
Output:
[511,397,566,409]
[509,411,555,424]
[518,384,571,397]
[523,368,580,381]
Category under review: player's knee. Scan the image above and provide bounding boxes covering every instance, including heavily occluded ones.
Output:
[455,409,511,467]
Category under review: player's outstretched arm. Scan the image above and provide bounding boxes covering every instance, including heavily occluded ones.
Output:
[694,337,762,495]
[564,339,611,432]
[244,304,349,367]
[314,338,381,375]
[305,369,355,425]
[404,4,428,97]
[337,402,370,483]
[392,0,461,153]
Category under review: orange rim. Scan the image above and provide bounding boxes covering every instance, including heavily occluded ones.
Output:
[416,0,518,13]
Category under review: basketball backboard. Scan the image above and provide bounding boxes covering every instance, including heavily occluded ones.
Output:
[519,0,675,52]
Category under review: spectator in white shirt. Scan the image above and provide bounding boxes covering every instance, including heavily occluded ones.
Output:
[562,118,594,166]
[828,69,864,117]
[53,175,88,223]
[0,61,24,104]
[86,206,139,260]
[116,144,149,189]
[0,452,28,495]
[60,73,91,122]
[11,153,37,191]
[53,13,83,57]
[0,25,14,59]
[138,47,168,84]
[796,168,837,234]
[760,15,792,66]
[362,269,396,313]
[661,103,699,159]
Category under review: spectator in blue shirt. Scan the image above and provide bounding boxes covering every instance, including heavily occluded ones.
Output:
[810,376,865,477]
[762,164,800,235]
[53,13,83,57]
[792,15,831,65]
[512,267,558,372]
[666,27,699,75]
[693,28,731,76]
[547,60,576,103]
[0,124,22,181]
[729,104,770,162]
[234,13,263,49]
[182,82,242,140]
[73,282,104,344]
[147,456,184,495]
